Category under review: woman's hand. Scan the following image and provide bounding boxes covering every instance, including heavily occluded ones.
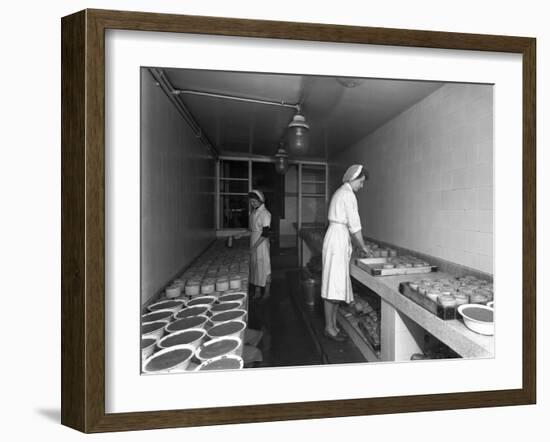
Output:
[361,245,373,258]
[233,230,248,240]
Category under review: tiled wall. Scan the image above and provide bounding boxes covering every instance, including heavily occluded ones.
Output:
[141,70,216,304]
[330,83,493,274]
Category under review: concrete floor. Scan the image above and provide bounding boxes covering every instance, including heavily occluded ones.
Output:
[247,248,365,368]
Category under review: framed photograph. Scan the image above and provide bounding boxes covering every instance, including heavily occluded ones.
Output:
[61,9,536,433]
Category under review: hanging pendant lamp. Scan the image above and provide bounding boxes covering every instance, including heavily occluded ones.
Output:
[287,113,310,154]
[274,145,289,175]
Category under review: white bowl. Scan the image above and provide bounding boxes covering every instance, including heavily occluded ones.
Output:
[141,336,158,359]
[165,314,209,334]
[141,309,174,324]
[142,344,195,374]
[209,301,243,315]
[218,292,247,303]
[195,355,244,371]
[141,320,170,341]
[187,296,216,307]
[457,304,494,335]
[174,304,211,320]
[157,328,206,350]
[218,292,248,310]
[147,299,185,313]
[207,319,247,341]
[196,336,242,361]
[210,309,248,325]
[487,301,494,309]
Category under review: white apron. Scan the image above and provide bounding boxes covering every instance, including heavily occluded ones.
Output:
[249,205,271,287]
[321,223,353,303]
[321,183,362,303]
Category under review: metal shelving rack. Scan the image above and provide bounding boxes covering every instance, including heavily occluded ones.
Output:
[297,163,328,265]
[217,159,250,230]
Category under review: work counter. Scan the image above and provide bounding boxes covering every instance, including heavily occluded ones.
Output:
[350,264,494,360]
[298,227,495,362]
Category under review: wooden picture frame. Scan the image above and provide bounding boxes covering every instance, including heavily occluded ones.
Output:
[61,9,536,433]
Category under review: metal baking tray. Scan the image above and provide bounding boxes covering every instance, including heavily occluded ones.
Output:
[355,257,437,276]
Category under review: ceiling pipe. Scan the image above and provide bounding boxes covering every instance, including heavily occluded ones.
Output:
[166,72,311,156]
[149,69,219,158]
[171,89,301,112]
[172,86,311,155]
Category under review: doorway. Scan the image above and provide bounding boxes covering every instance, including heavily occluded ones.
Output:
[251,162,284,256]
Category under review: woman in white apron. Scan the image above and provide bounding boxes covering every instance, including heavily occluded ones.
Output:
[236,189,272,300]
[321,165,372,341]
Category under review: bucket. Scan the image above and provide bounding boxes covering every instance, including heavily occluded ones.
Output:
[165,285,182,299]
[229,275,242,290]
[195,355,243,371]
[200,280,215,294]
[302,277,319,306]
[184,281,200,297]
[215,278,230,292]
[142,344,195,374]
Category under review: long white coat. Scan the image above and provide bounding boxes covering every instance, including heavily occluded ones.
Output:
[321,183,362,303]
[249,204,271,287]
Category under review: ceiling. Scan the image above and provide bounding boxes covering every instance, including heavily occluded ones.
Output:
[160,67,443,160]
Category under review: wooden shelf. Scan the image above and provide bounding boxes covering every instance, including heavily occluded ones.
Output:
[220,177,248,181]
[302,180,326,184]
[286,193,326,197]
[338,312,381,362]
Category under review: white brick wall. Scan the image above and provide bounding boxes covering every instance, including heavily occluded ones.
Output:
[332,84,493,274]
[141,70,216,303]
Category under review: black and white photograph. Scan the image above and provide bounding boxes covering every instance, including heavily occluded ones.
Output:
[4,0,545,439]
[140,67,494,374]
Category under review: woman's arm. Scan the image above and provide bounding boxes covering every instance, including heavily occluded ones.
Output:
[345,192,371,256]
[233,230,250,239]
[351,230,372,257]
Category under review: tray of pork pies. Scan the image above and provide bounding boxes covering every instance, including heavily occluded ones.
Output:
[398,276,493,320]
[356,255,438,276]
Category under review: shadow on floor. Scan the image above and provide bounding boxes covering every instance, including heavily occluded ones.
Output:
[35,408,60,423]
[248,268,322,368]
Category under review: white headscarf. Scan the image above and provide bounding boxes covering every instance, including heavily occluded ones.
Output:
[248,189,265,203]
[342,165,364,183]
